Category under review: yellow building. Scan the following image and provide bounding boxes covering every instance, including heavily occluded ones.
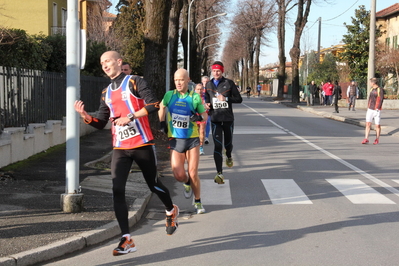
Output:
[0,0,67,36]
[0,0,114,37]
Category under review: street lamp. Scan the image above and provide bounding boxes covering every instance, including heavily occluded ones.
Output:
[195,13,227,29]
[199,32,222,45]
[202,42,221,51]
[187,8,227,75]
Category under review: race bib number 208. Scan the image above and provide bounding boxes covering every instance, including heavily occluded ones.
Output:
[172,113,190,129]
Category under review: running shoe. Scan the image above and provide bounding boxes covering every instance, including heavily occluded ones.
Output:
[200,146,205,155]
[226,157,233,168]
[361,139,369,144]
[113,237,136,256]
[183,183,193,199]
[194,202,206,214]
[214,172,225,184]
[373,139,379,145]
[204,138,209,145]
[166,204,179,235]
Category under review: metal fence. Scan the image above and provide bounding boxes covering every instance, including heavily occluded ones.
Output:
[0,66,110,133]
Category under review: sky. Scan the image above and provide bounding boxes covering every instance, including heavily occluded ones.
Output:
[223,0,396,66]
[107,0,395,67]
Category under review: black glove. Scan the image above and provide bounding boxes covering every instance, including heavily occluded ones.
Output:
[190,113,203,122]
[159,121,168,134]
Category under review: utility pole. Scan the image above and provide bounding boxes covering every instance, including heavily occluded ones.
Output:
[368,0,376,91]
[61,0,84,213]
[317,17,321,63]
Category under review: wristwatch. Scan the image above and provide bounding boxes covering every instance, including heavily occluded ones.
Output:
[127,113,135,121]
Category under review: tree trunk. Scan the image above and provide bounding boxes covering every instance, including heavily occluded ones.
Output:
[168,0,184,90]
[144,0,171,127]
[277,0,286,99]
[290,46,300,103]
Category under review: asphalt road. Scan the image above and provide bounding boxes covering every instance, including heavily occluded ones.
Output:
[44,98,399,266]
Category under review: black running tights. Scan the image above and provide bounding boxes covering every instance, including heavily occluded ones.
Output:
[211,121,234,173]
[111,146,173,235]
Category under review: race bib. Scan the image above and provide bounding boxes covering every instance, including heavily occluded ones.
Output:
[213,98,228,109]
[116,122,140,141]
[171,113,190,129]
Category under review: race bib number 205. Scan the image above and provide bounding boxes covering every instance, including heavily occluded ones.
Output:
[116,122,140,141]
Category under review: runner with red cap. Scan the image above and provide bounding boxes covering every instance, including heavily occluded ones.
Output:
[204,61,242,184]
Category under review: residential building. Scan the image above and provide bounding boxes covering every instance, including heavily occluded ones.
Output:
[0,0,114,37]
[376,3,399,49]
[0,0,67,36]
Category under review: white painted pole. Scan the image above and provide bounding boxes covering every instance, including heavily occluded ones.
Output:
[62,0,83,212]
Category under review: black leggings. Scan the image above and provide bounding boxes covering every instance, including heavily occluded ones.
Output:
[211,121,234,173]
[111,146,173,235]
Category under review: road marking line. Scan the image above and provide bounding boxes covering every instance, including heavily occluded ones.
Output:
[261,179,313,204]
[200,180,232,205]
[327,179,395,204]
[243,103,399,198]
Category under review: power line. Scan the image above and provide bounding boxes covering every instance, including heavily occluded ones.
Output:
[324,0,359,22]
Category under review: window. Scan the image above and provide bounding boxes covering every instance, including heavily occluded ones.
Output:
[53,3,58,27]
[393,36,398,49]
[386,37,390,48]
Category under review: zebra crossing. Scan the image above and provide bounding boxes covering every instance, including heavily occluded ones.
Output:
[199,178,399,205]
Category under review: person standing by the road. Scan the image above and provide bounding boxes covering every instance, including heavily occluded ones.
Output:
[362,77,384,145]
[309,80,318,106]
[195,83,207,155]
[205,61,243,184]
[74,51,179,256]
[332,81,342,113]
[201,76,211,145]
[347,80,359,111]
[323,80,334,106]
[159,68,208,214]
[257,83,262,97]
[319,82,325,105]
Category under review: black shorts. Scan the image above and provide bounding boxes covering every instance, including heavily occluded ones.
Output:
[169,138,200,153]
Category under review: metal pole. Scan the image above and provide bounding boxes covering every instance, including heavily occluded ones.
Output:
[62,0,83,213]
[368,0,376,91]
[317,17,321,63]
[187,0,195,75]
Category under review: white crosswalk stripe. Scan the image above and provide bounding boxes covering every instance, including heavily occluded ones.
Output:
[261,179,313,204]
[199,179,397,205]
[326,179,396,204]
[200,180,232,205]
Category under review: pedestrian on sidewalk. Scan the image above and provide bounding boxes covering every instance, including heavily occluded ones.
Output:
[257,83,262,97]
[74,51,179,256]
[309,80,318,106]
[323,80,334,106]
[362,77,384,145]
[205,61,243,185]
[333,81,342,113]
[159,68,208,214]
[195,83,207,155]
[347,80,359,111]
[319,82,325,105]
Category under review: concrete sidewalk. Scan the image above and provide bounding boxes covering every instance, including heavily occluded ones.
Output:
[1,98,399,266]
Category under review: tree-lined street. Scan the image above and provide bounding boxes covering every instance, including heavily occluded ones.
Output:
[47,98,399,265]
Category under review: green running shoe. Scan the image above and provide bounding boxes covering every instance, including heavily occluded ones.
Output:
[226,157,233,168]
[214,172,225,184]
[194,202,206,214]
[183,183,193,199]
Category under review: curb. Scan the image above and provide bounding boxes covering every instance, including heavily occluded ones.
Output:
[279,101,399,138]
[0,193,152,266]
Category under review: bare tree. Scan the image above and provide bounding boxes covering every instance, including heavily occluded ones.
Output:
[289,0,311,103]
[276,0,295,99]
[143,0,172,126]
[376,44,399,95]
